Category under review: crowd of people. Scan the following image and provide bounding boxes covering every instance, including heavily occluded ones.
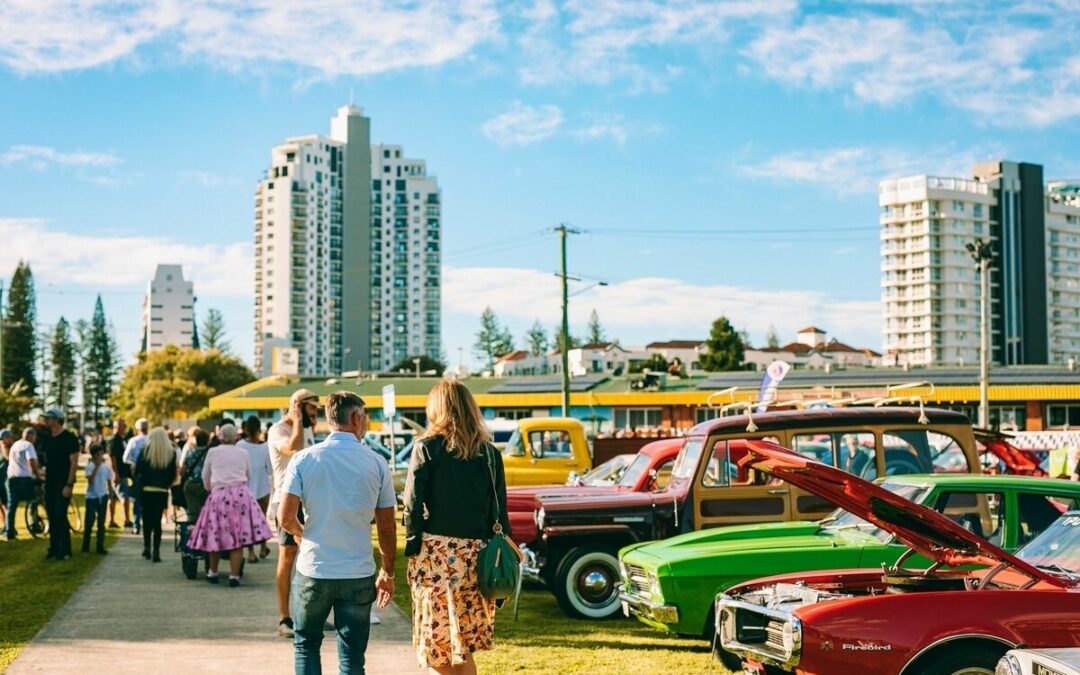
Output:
[0,380,513,674]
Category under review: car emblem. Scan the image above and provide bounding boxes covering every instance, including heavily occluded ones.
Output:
[821,641,833,651]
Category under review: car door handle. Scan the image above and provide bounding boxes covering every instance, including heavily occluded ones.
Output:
[767,488,789,495]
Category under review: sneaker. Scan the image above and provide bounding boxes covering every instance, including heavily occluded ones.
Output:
[108,523,120,529]
[206,573,219,584]
[370,614,382,626]
[228,577,240,588]
[278,618,295,638]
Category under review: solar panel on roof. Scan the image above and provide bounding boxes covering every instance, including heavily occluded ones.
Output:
[696,367,1080,390]
[488,374,609,394]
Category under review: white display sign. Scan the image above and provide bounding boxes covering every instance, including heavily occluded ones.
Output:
[271,346,300,376]
[382,384,396,418]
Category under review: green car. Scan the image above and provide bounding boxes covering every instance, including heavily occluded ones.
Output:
[619,474,1080,638]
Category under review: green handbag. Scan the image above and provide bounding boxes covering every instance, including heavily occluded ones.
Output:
[476,444,521,600]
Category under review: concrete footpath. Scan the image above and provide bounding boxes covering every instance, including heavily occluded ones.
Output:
[8,522,417,674]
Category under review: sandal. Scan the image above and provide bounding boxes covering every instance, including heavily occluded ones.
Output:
[259,546,270,559]
[247,556,259,564]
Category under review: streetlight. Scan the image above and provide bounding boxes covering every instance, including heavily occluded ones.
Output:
[412,357,421,379]
[965,238,994,428]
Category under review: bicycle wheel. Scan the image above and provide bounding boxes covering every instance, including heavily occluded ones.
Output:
[25,500,48,538]
[67,499,82,532]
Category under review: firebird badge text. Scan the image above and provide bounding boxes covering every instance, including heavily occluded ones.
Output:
[841,642,892,652]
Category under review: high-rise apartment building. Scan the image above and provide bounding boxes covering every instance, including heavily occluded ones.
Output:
[880,161,1080,367]
[253,106,441,377]
[140,264,197,352]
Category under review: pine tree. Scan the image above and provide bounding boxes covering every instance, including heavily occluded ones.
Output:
[766,324,780,349]
[49,317,77,413]
[473,307,514,368]
[552,325,581,353]
[700,316,746,372]
[525,320,549,356]
[2,261,38,395]
[82,296,120,422]
[586,309,606,344]
[201,308,231,353]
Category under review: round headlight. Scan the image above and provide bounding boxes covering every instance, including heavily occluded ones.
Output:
[994,654,1021,675]
[782,619,802,655]
[535,507,545,530]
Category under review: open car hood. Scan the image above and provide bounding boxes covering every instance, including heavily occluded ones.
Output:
[974,428,1045,476]
[744,440,1062,585]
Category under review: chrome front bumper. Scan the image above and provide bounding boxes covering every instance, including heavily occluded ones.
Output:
[619,588,680,625]
[520,546,542,583]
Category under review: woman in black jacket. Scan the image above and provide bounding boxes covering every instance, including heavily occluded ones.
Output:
[404,379,509,675]
[134,428,178,562]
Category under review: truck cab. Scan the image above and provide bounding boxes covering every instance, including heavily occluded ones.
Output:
[501,417,591,486]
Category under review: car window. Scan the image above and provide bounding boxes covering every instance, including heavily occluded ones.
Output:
[529,430,573,459]
[503,429,524,457]
[791,434,835,465]
[672,439,704,481]
[701,436,779,488]
[1018,493,1080,545]
[930,491,1005,547]
[652,459,675,491]
[883,430,969,475]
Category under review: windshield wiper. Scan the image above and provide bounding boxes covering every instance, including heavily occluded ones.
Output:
[1035,563,1080,579]
[826,522,877,532]
[818,515,839,525]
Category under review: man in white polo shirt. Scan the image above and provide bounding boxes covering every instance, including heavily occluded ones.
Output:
[267,389,319,638]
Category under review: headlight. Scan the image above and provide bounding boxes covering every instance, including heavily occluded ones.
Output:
[619,560,628,581]
[650,573,664,602]
[782,618,802,656]
[995,654,1021,675]
[534,507,545,530]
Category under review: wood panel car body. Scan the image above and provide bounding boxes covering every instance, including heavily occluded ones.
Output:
[715,440,1080,675]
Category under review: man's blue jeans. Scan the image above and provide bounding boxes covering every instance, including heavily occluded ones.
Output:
[5,477,35,538]
[293,572,376,675]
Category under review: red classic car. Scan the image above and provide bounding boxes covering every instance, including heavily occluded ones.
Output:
[507,438,682,548]
[716,440,1080,675]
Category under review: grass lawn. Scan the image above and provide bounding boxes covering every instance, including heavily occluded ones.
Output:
[0,469,120,669]
[386,537,727,675]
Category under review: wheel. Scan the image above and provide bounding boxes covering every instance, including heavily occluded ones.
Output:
[67,499,82,532]
[913,645,1003,675]
[552,545,622,619]
[25,500,48,538]
[182,556,199,580]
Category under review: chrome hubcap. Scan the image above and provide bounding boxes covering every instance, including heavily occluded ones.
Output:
[582,571,609,594]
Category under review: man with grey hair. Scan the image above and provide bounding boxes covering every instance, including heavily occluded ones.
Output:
[123,418,150,534]
[5,427,41,540]
[280,391,396,674]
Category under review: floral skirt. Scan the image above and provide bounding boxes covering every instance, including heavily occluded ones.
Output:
[408,534,496,668]
[188,484,272,553]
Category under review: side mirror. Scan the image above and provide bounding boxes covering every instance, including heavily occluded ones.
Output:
[566,471,580,486]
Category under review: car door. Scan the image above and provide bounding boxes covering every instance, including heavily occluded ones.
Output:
[694,434,793,529]
[521,428,582,485]
[501,428,528,486]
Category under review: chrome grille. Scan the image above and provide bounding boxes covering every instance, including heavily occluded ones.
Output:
[764,619,786,652]
[623,564,652,599]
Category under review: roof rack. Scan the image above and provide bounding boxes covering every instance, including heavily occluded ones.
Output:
[705,386,740,408]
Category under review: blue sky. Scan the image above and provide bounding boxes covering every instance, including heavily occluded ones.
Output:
[1,1,1078,370]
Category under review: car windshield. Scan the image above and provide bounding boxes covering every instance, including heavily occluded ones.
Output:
[503,429,525,457]
[821,482,931,543]
[616,454,652,488]
[671,439,703,481]
[579,455,631,487]
[1018,513,1080,578]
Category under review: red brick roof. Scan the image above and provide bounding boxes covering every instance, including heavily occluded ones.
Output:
[797,326,826,334]
[495,350,528,363]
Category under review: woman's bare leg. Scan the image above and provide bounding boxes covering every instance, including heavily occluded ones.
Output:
[208,551,220,575]
[229,548,243,577]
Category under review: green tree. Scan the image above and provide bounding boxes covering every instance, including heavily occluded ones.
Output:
[586,309,606,344]
[391,354,446,376]
[79,296,120,423]
[2,261,38,395]
[110,345,254,423]
[701,316,745,372]
[201,307,231,353]
[766,324,780,349]
[552,325,581,353]
[473,307,514,368]
[0,381,34,429]
[48,317,77,414]
[525,320,549,356]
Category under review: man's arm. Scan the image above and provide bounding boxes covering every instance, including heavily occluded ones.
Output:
[29,457,42,480]
[277,493,304,540]
[374,506,397,609]
[63,439,78,498]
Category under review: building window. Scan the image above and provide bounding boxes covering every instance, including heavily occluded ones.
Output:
[614,408,662,430]
[1048,405,1080,428]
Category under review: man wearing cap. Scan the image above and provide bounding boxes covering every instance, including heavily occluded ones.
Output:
[123,418,150,534]
[267,389,319,638]
[40,409,80,560]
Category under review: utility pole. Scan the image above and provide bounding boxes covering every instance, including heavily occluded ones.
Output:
[0,280,5,389]
[556,224,580,417]
[966,238,994,428]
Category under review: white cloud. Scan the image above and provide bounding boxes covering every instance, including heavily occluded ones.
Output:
[178,170,242,188]
[0,218,252,298]
[481,101,564,146]
[1,144,121,169]
[0,0,499,75]
[444,265,880,348]
[570,113,664,147]
[739,145,1003,194]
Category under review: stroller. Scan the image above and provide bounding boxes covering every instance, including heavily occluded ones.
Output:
[174,516,246,580]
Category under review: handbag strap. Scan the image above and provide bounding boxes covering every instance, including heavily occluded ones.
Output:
[485,444,503,535]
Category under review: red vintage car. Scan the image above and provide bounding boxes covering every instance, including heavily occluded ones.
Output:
[507,438,681,548]
[716,439,1080,675]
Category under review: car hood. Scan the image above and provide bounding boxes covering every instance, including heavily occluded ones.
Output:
[506,485,620,510]
[744,440,1060,584]
[624,521,856,567]
[1015,648,1080,669]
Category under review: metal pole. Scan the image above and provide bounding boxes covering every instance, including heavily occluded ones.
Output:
[0,280,5,389]
[388,415,396,472]
[559,225,570,417]
[979,256,990,428]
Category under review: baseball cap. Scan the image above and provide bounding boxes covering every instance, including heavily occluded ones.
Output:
[0,429,12,439]
[290,389,320,406]
[42,408,65,421]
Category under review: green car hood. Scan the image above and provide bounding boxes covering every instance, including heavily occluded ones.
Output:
[623,521,859,568]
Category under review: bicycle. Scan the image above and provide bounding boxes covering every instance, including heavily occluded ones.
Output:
[25,480,83,538]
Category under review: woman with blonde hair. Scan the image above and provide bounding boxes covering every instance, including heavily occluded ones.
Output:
[404,379,510,675]
[134,428,178,562]
[189,423,272,587]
